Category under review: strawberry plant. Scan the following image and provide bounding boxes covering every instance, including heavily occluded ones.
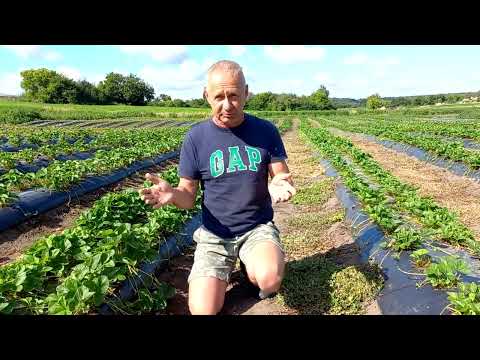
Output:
[410,249,431,268]
[448,282,480,315]
[424,256,470,288]
[0,164,199,315]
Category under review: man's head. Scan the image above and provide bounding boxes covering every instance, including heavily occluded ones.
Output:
[204,60,249,128]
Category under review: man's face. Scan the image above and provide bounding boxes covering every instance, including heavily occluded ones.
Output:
[205,70,248,127]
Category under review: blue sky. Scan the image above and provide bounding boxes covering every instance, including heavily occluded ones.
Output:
[1,45,480,100]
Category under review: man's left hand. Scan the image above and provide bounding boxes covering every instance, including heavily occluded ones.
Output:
[269,173,296,204]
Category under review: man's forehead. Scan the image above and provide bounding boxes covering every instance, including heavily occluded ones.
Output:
[209,83,243,94]
[207,70,245,88]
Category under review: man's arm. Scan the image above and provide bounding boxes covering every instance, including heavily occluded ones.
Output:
[139,174,199,209]
[268,160,296,203]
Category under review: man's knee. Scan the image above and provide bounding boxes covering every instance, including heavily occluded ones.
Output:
[188,297,223,315]
[253,265,284,292]
[188,276,228,315]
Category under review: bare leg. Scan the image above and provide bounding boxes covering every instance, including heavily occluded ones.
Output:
[188,276,228,315]
[244,242,285,296]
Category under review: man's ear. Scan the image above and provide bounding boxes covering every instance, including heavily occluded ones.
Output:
[203,87,208,101]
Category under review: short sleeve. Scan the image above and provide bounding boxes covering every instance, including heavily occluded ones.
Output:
[268,124,288,163]
[179,133,201,179]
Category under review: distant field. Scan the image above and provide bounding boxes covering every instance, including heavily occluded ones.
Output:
[1,99,480,124]
[0,100,211,121]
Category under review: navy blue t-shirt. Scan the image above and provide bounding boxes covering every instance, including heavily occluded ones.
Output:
[179,113,287,238]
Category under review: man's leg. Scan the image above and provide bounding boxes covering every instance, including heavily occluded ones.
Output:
[188,277,228,315]
[187,226,237,315]
[239,222,285,298]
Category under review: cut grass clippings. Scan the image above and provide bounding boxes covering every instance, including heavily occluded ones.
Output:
[276,255,383,315]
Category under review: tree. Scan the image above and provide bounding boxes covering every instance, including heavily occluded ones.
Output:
[122,74,154,105]
[75,79,101,104]
[186,98,209,108]
[20,68,78,103]
[157,94,172,102]
[245,92,276,110]
[97,73,154,105]
[172,99,187,107]
[97,72,126,104]
[366,94,384,110]
[426,95,437,105]
[309,85,333,110]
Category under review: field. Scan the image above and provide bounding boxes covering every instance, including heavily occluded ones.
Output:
[1,103,480,315]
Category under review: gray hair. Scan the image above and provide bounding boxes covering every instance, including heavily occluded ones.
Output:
[206,60,246,86]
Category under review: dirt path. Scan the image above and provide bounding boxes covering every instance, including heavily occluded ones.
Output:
[0,159,179,264]
[331,128,480,241]
[158,121,383,315]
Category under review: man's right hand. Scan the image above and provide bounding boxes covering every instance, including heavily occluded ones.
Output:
[138,173,175,208]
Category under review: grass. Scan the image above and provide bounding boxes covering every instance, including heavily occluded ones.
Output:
[291,179,335,205]
[0,100,340,122]
[0,100,211,121]
[276,255,383,315]
[282,210,345,257]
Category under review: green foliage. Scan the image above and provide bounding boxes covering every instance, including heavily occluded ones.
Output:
[385,227,423,252]
[0,164,199,315]
[0,108,41,124]
[410,249,431,268]
[424,256,470,288]
[245,87,334,111]
[448,282,480,315]
[366,94,385,110]
[20,68,78,104]
[309,85,332,110]
[98,73,154,106]
[19,69,155,106]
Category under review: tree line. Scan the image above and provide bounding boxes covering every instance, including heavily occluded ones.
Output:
[17,68,479,110]
[18,68,335,110]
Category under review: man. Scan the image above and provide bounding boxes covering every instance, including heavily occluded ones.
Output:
[139,60,296,315]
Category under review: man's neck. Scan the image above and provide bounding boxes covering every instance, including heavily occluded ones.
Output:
[212,113,245,129]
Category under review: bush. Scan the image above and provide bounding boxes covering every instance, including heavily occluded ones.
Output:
[0,109,42,124]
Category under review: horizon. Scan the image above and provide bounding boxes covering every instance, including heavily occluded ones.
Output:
[1,45,480,100]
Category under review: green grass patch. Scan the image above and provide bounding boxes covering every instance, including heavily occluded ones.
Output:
[292,179,334,206]
[276,255,383,314]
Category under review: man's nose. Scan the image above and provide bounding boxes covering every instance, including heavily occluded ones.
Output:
[222,97,232,111]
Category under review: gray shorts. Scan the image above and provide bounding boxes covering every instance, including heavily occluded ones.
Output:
[187,221,284,284]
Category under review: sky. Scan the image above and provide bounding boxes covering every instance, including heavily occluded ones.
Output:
[1,45,480,100]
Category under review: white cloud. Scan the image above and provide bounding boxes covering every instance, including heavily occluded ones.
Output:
[57,66,81,81]
[118,45,188,63]
[43,51,63,61]
[252,78,310,95]
[2,45,64,62]
[314,72,331,83]
[343,53,369,65]
[264,46,326,64]
[0,72,23,95]
[227,45,247,57]
[2,45,41,58]
[88,74,106,85]
[139,58,214,99]
[343,52,400,67]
